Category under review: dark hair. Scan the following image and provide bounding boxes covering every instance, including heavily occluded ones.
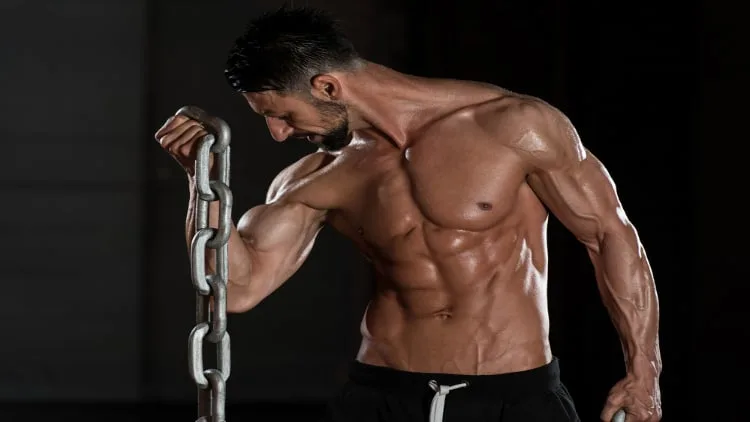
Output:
[224,6,361,94]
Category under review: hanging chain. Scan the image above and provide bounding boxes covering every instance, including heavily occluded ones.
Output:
[177,106,233,422]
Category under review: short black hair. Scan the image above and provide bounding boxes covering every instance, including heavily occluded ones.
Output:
[224,6,361,94]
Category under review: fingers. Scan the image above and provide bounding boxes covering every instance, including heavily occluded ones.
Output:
[155,114,181,139]
[602,401,660,421]
[154,114,210,175]
[157,120,208,157]
[167,124,207,156]
[601,388,628,421]
[157,116,199,145]
[601,404,624,421]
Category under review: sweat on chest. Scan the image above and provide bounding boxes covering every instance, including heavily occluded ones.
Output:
[349,143,523,243]
[400,139,522,228]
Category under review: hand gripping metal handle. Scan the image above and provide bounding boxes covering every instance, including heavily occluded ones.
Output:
[176,105,231,153]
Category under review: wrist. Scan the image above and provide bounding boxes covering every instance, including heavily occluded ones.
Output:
[626,353,661,379]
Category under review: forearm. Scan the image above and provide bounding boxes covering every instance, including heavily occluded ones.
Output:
[186,178,253,306]
[589,225,661,377]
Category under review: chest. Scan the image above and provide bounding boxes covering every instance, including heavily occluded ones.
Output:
[335,135,527,246]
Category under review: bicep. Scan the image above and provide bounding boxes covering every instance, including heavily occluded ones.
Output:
[527,150,630,250]
[237,200,326,280]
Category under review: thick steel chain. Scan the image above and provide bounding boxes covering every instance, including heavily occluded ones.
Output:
[177,106,232,422]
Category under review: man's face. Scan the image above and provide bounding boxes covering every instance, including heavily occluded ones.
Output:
[243,91,351,151]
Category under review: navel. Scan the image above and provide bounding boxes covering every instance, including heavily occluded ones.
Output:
[357,227,365,236]
[477,202,493,211]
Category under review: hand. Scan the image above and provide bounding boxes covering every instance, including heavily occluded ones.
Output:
[601,373,661,421]
[154,114,211,177]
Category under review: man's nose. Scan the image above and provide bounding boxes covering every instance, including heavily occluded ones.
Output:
[265,117,294,142]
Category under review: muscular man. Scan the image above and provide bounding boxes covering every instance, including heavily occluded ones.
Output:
[155,7,661,422]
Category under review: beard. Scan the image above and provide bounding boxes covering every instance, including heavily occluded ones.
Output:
[319,119,350,152]
[312,100,351,152]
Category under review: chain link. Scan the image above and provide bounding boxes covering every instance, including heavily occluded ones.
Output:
[177,105,233,422]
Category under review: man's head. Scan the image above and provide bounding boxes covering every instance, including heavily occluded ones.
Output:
[224,6,361,151]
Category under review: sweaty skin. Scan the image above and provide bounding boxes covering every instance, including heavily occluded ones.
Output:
[155,62,661,421]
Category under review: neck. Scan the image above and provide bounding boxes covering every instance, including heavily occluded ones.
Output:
[339,62,445,149]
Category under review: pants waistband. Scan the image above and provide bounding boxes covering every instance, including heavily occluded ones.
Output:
[348,357,561,400]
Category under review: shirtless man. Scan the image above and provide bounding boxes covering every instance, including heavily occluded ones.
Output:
[155,7,661,422]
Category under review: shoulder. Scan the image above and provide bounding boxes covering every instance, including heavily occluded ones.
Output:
[474,93,586,170]
[266,151,336,203]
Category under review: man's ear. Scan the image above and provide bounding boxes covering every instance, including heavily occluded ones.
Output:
[310,74,342,101]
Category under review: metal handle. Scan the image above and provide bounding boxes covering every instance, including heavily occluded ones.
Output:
[612,409,626,422]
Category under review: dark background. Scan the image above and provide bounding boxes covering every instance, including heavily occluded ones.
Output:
[0,0,745,421]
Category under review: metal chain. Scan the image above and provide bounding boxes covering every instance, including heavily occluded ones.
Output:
[177,106,233,422]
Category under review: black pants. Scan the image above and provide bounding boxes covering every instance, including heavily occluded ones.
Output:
[320,357,580,422]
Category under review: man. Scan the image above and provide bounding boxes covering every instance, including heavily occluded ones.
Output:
[155,6,661,422]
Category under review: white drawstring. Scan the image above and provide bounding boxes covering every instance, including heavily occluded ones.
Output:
[428,380,469,422]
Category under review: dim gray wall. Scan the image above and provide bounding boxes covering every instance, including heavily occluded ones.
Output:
[142,0,405,402]
[0,0,405,402]
[0,1,147,400]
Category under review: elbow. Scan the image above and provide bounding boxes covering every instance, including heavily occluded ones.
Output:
[584,208,639,252]
[226,297,253,314]
[583,222,641,258]
[577,232,602,254]
[225,268,282,314]
[226,281,258,314]
[227,294,257,314]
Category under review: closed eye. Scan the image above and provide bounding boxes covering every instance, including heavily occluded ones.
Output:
[267,114,291,122]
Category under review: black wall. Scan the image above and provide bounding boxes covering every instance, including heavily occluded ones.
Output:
[1,0,147,401]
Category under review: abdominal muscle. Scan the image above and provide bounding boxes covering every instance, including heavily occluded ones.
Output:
[355,228,552,375]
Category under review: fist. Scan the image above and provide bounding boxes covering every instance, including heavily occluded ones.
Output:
[154,114,211,176]
[601,374,661,422]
